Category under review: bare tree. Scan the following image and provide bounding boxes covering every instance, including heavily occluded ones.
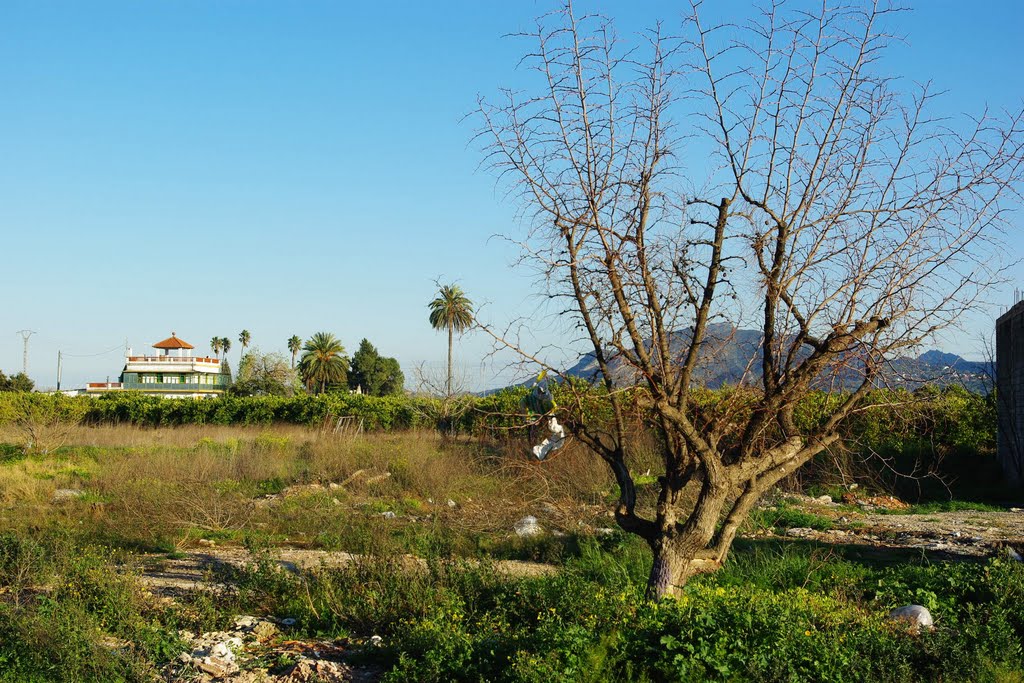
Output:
[475,0,1024,598]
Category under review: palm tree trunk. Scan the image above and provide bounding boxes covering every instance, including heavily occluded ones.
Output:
[447,325,453,396]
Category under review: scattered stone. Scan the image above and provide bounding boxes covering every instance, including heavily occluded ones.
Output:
[447,499,457,508]
[785,527,815,538]
[514,516,542,537]
[252,621,279,641]
[815,494,833,504]
[214,637,243,661]
[841,493,910,511]
[369,635,384,647]
[197,538,217,548]
[234,616,259,630]
[52,488,85,502]
[193,655,230,679]
[594,527,616,536]
[1006,546,1023,562]
[196,656,234,677]
[167,612,362,682]
[887,605,934,632]
[380,511,397,520]
[282,658,352,682]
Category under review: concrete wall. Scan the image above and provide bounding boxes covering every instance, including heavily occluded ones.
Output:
[996,301,1024,488]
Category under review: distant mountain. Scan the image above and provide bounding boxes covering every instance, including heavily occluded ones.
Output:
[558,324,993,393]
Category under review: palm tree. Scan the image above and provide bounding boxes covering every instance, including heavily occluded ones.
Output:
[220,337,232,360]
[428,284,474,396]
[287,335,302,369]
[298,332,348,394]
[238,329,251,367]
[211,337,222,359]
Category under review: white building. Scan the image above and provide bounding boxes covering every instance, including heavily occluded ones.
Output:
[85,333,231,399]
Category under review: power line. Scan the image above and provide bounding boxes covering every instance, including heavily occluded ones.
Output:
[62,343,125,358]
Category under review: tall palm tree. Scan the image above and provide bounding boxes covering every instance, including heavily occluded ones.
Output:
[211,337,222,359]
[238,329,251,367]
[428,284,474,396]
[298,332,348,394]
[287,335,302,369]
[220,337,232,361]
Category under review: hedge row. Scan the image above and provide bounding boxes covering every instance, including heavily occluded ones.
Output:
[0,384,996,451]
[0,389,534,433]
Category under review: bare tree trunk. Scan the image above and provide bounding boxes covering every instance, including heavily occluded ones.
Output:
[647,538,722,599]
[447,326,453,397]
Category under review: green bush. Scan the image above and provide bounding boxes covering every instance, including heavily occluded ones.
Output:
[0,531,184,682]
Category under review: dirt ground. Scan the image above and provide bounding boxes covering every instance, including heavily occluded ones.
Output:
[759,495,1024,559]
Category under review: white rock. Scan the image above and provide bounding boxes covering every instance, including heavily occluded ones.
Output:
[234,615,258,629]
[447,499,457,508]
[514,516,542,537]
[815,494,833,504]
[380,511,397,519]
[370,634,384,647]
[1006,546,1023,562]
[785,527,814,537]
[52,488,85,502]
[887,605,934,631]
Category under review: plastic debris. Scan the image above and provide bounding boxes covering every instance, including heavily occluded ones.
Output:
[886,605,934,632]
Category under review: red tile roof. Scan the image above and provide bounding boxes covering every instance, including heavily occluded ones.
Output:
[152,333,195,350]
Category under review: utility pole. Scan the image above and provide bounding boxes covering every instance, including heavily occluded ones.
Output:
[57,351,63,391]
[15,330,35,375]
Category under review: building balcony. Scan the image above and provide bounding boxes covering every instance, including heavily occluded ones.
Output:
[120,381,226,392]
[124,356,223,374]
[127,355,220,364]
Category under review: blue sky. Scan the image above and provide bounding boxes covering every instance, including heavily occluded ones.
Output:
[1,1,1022,390]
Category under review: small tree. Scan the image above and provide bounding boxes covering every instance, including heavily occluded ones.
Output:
[348,338,405,396]
[428,284,474,396]
[231,348,298,396]
[0,371,34,392]
[298,332,349,394]
[476,1,1024,597]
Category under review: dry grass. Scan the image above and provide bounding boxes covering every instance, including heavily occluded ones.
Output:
[0,423,618,552]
